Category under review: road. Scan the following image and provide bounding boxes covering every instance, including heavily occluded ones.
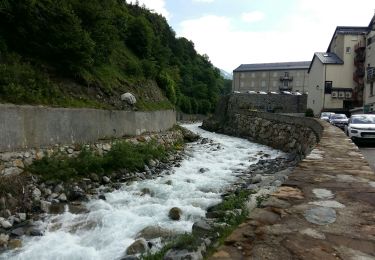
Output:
[358,142,375,172]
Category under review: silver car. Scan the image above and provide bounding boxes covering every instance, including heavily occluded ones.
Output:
[346,114,375,140]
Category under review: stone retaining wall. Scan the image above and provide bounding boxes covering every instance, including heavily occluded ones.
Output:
[202,95,323,158]
[0,104,176,153]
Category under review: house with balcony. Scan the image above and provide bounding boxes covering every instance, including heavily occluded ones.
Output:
[307,26,369,115]
[364,14,375,113]
[232,61,310,93]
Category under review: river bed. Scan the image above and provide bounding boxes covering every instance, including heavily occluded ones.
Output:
[1,123,284,260]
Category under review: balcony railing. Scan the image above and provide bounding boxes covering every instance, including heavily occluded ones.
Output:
[354,40,366,52]
[279,76,293,81]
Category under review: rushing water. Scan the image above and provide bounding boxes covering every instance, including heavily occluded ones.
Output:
[1,123,283,260]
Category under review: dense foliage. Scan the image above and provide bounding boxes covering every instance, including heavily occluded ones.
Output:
[0,0,231,113]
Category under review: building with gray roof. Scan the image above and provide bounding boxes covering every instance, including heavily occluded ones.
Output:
[232,61,310,94]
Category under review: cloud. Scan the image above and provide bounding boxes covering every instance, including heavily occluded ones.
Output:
[127,0,170,19]
[192,0,215,2]
[241,11,265,23]
[177,0,375,72]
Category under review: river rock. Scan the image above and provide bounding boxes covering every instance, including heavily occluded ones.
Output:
[0,209,11,219]
[40,200,51,213]
[140,188,153,197]
[0,219,12,229]
[29,227,44,236]
[199,168,209,173]
[53,184,64,194]
[164,249,203,260]
[304,207,336,225]
[0,233,9,248]
[0,197,5,210]
[251,174,262,184]
[102,176,111,184]
[32,188,42,200]
[58,193,67,202]
[11,227,25,237]
[125,238,148,255]
[168,207,182,220]
[192,220,212,237]
[90,173,100,182]
[17,213,27,222]
[135,226,174,240]
[8,239,22,249]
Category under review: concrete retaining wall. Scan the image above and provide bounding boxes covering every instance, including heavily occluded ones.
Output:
[0,104,176,152]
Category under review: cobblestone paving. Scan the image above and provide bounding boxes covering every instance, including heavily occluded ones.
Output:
[209,122,375,260]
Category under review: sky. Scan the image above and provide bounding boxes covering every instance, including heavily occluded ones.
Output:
[128,0,375,73]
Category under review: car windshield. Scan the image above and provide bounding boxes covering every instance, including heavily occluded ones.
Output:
[321,112,333,117]
[351,115,375,124]
[331,114,347,119]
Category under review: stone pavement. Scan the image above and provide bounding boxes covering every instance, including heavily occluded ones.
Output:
[209,122,375,260]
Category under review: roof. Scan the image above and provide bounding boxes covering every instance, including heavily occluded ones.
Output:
[327,26,368,52]
[233,61,310,72]
[335,26,369,35]
[308,52,344,73]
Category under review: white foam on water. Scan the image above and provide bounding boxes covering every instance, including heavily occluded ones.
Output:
[2,123,284,260]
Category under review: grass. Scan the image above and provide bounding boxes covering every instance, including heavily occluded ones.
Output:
[27,140,171,181]
[143,190,253,259]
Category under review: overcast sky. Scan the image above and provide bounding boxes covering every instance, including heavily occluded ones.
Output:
[128,0,375,73]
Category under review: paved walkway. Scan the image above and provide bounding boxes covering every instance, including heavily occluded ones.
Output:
[210,122,375,260]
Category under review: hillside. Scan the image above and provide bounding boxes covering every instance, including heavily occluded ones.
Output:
[0,0,231,113]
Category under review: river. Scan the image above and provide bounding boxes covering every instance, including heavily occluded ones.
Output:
[1,123,284,260]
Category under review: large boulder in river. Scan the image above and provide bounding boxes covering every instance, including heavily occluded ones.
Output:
[125,238,149,255]
[121,93,137,105]
[168,207,182,221]
[136,226,175,240]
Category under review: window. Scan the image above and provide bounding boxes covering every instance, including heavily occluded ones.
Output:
[325,81,332,94]
[345,47,351,53]
[240,82,244,87]
[240,73,244,78]
[371,82,374,96]
[262,72,266,78]
[273,81,277,87]
[251,81,255,87]
[251,73,255,78]
[261,81,266,87]
[284,72,289,77]
[283,81,289,87]
[273,72,278,77]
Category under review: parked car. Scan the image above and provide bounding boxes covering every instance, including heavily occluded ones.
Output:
[320,112,335,122]
[345,114,375,141]
[233,91,241,94]
[257,91,267,94]
[281,91,292,95]
[247,90,256,94]
[328,113,348,130]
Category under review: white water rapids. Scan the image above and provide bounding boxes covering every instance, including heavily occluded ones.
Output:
[1,123,284,260]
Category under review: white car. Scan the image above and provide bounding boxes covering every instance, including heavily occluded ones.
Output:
[247,90,256,94]
[257,91,267,94]
[346,114,375,141]
[320,112,335,122]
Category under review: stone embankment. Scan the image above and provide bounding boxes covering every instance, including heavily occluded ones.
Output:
[209,122,375,259]
[0,127,199,251]
[202,109,322,158]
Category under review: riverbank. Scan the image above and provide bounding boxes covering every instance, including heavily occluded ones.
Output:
[0,126,199,253]
[209,121,375,259]
[0,123,286,259]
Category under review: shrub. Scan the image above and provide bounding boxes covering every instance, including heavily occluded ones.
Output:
[305,108,314,117]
